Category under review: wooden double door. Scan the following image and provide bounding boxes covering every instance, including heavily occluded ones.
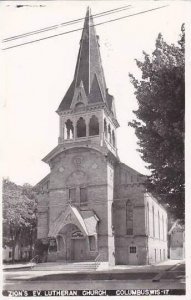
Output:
[71,238,86,261]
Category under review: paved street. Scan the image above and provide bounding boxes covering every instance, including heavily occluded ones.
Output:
[3,279,185,291]
[3,260,185,292]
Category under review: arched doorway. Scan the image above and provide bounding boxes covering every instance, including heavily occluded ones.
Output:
[58,223,88,261]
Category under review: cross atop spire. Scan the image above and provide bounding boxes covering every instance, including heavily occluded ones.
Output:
[57,7,117,119]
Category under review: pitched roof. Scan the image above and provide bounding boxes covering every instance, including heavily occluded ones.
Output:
[57,7,116,116]
[89,74,104,104]
[48,205,99,237]
[57,80,75,112]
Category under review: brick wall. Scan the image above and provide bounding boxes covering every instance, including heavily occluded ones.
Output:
[37,146,116,262]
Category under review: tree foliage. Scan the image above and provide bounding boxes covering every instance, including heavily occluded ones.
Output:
[129,25,185,220]
[3,179,37,260]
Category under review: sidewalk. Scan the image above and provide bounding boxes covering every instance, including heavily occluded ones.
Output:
[3,262,35,270]
[3,259,184,272]
[98,259,184,273]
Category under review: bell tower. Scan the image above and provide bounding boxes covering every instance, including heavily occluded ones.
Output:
[56,7,119,158]
[39,7,120,266]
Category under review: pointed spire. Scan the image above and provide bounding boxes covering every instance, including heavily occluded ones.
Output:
[73,6,107,98]
[57,7,116,118]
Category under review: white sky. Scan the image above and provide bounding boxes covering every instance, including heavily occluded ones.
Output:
[0,1,189,185]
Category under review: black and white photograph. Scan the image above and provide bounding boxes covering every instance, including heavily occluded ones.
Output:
[1,0,190,298]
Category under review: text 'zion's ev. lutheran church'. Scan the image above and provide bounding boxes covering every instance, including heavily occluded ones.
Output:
[36,8,168,266]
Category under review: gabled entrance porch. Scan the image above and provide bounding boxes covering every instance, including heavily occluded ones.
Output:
[48,205,99,262]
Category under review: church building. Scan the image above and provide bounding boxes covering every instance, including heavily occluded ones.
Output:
[36,8,168,266]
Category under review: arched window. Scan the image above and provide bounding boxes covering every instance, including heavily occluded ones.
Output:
[147,203,150,236]
[112,130,115,147]
[126,200,133,235]
[65,119,74,140]
[75,102,85,111]
[104,119,107,138]
[77,117,86,137]
[165,219,167,241]
[80,187,87,205]
[108,124,112,144]
[69,188,76,203]
[89,115,99,136]
[152,206,155,237]
[89,236,96,251]
[158,211,160,239]
[111,202,114,231]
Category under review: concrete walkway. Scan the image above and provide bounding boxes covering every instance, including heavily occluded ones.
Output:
[98,259,184,272]
[3,259,184,273]
[3,262,35,270]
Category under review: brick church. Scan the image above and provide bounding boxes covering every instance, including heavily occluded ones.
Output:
[36,8,168,265]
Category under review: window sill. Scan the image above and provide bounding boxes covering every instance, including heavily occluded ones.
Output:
[89,134,99,138]
[80,202,88,206]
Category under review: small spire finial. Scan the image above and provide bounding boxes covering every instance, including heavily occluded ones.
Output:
[86,6,91,15]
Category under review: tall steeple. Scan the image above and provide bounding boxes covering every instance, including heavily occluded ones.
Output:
[41,7,121,163]
[43,7,119,164]
[73,7,106,99]
[57,7,117,119]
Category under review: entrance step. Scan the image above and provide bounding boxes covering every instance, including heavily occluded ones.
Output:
[32,261,100,272]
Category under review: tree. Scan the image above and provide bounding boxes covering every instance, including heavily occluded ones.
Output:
[3,179,37,261]
[21,183,37,259]
[129,25,185,220]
